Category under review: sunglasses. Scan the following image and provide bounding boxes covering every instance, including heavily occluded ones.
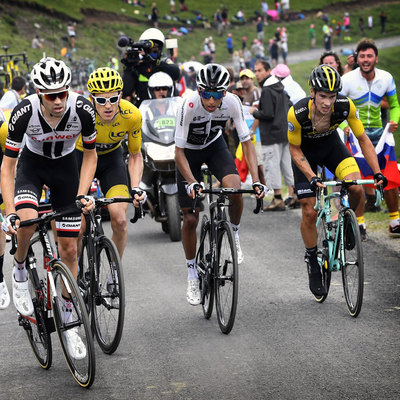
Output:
[199,91,224,100]
[154,87,169,91]
[40,90,68,101]
[92,94,120,105]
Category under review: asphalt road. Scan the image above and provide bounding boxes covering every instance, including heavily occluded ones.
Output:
[0,198,399,399]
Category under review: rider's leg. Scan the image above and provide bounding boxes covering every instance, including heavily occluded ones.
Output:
[108,202,129,259]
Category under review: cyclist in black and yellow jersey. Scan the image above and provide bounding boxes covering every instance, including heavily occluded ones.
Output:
[76,67,145,258]
[0,110,9,310]
[288,64,387,296]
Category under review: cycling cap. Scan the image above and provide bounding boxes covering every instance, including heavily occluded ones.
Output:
[147,71,174,98]
[196,63,230,92]
[309,64,342,93]
[239,69,255,79]
[271,64,290,78]
[139,28,165,46]
[31,57,71,91]
[87,67,123,93]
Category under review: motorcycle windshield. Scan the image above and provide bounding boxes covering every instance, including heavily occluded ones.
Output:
[139,97,182,145]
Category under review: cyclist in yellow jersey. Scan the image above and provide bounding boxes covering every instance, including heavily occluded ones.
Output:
[0,111,9,309]
[76,67,145,258]
[288,65,386,296]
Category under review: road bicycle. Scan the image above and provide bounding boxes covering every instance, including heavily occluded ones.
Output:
[11,208,96,388]
[194,166,263,334]
[314,177,382,317]
[77,197,142,354]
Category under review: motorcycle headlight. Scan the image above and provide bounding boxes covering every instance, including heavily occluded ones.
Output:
[145,143,175,161]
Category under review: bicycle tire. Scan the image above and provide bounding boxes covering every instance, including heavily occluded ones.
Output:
[51,261,96,388]
[197,215,214,319]
[215,221,238,334]
[23,245,52,369]
[91,236,125,354]
[315,211,331,303]
[78,238,91,315]
[166,193,182,242]
[341,209,364,317]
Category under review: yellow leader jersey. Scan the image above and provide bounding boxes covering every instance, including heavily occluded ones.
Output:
[76,99,142,155]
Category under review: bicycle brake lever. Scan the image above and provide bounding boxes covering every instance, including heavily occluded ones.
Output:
[130,201,144,223]
[253,198,263,214]
[10,234,17,255]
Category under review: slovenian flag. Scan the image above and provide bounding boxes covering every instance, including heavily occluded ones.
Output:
[346,124,400,190]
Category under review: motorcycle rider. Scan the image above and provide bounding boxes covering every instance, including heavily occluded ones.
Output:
[122,28,180,106]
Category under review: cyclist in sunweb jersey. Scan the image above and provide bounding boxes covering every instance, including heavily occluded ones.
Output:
[174,63,265,306]
[0,57,97,359]
[288,65,386,296]
[341,38,400,236]
[76,67,145,259]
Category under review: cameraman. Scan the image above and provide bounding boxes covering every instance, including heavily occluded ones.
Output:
[121,28,180,106]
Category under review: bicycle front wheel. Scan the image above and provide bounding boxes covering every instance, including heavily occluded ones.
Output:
[342,209,364,317]
[315,211,331,303]
[51,262,96,388]
[215,221,238,334]
[91,236,125,354]
[197,215,214,319]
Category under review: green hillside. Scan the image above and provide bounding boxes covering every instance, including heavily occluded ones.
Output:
[1,0,400,68]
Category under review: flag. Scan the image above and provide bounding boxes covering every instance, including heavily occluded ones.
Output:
[177,76,187,97]
[346,124,400,190]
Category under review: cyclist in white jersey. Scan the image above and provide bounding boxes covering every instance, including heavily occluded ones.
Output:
[1,57,97,359]
[341,38,400,236]
[174,63,265,305]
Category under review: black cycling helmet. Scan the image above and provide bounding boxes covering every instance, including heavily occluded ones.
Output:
[309,64,342,93]
[196,63,230,92]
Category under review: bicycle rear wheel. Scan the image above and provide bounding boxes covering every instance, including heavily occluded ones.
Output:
[91,236,125,354]
[197,215,214,319]
[215,221,238,334]
[315,211,331,303]
[51,262,95,388]
[342,209,364,317]
[23,242,52,369]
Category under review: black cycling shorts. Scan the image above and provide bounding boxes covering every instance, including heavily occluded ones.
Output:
[177,136,238,208]
[75,147,130,198]
[293,131,359,200]
[15,148,81,238]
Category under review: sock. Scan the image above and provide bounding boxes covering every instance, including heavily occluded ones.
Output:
[357,216,365,225]
[231,223,240,239]
[389,212,400,227]
[186,258,198,280]
[61,296,73,324]
[0,254,4,282]
[274,194,283,200]
[13,259,27,282]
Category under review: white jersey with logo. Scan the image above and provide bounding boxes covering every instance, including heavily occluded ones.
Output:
[175,91,251,150]
[6,91,96,159]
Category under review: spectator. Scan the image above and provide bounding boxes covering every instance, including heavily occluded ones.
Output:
[256,17,264,42]
[0,76,26,111]
[242,36,247,50]
[380,10,387,34]
[226,33,234,60]
[208,36,216,62]
[202,37,212,64]
[214,9,224,36]
[31,35,42,50]
[368,15,373,30]
[252,59,294,211]
[236,10,245,22]
[261,0,269,25]
[319,50,344,76]
[343,12,350,40]
[280,40,288,65]
[322,22,331,51]
[151,3,159,28]
[274,26,281,43]
[309,24,316,49]
[221,7,229,27]
[269,38,279,66]
[335,21,342,44]
[359,16,365,36]
[243,46,252,68]
[232,51,241,78]
[170,0,176,14]
[179,0,188,12]
[67,21,76,52]
[281,0,290,20]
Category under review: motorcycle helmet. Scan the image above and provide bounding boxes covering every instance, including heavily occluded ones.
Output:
[139,28,165,60]
[196,63,230,92]
[148,72,174,99]
[309,64,342,93]
[87,67,123,93]
[31,57,71,91]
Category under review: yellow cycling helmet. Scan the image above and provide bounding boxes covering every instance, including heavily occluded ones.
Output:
[87,67,123,93]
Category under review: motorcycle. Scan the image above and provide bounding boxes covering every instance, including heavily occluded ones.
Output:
[138,97,182,241]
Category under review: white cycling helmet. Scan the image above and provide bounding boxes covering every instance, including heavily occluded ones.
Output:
[196,63,230,92]
[148,72,174,98]
[31,57,71,91]
[139,28,165,47]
